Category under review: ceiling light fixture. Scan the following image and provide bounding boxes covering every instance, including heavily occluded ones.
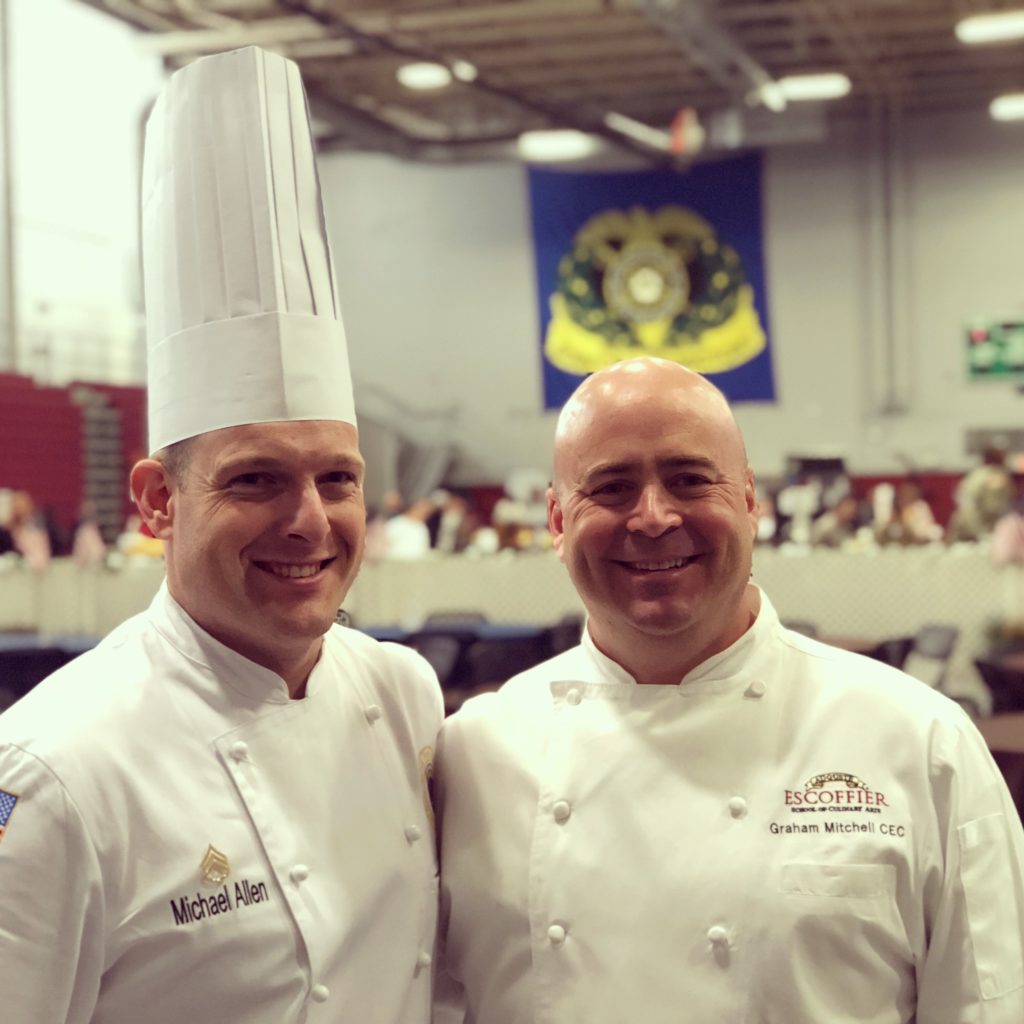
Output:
[758,82,788,113]
[517,129,601,163]
[990,92,1024,121]
[396,62,452,91]
[451,60,478,83]
[955,10,1024,45]
[775,72,852,102]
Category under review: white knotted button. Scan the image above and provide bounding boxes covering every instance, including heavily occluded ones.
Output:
[552,800,572,824]
[230,741,249,760]
[547,923,567,946]
[364,704,382,723]
[707,925,729,945]
[417,950,433,971]
[310,984,329,1002]
[728,796,747,818]
[745,680,767,699]
[290,863,309,884]
[404,824,422,843]
[566,688,583,706]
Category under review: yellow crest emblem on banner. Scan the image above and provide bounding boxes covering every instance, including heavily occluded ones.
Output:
[544,205,766,375]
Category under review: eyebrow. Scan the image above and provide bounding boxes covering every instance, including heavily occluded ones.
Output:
[583,456,718,480]
[217,453,366,476]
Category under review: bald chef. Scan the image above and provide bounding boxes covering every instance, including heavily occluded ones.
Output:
[0,48,442,1024]
[436,358,1024,1023]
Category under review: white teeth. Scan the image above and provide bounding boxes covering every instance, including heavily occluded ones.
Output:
[630,557,690,571]
[264,562,321,578]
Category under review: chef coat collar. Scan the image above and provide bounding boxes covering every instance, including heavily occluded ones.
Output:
[149,581,296,704]
[579,586,777,688]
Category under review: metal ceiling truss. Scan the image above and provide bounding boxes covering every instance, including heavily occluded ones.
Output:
[74,0,1024,162]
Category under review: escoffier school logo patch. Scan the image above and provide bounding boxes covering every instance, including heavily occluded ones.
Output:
[770,771,906,838]
[787,772,887,810]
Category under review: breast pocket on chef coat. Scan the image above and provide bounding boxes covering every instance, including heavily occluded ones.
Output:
[958,813,1024,1000]
[778,861,896,900]
[752,861,913,1023]
[775,861,906,948]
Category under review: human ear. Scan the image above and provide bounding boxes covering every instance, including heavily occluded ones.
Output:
[745,468,759,539]
[130,459,176,540]
[547,485,566,560]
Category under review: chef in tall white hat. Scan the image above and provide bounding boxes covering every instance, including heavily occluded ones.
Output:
[0,46,443,1024]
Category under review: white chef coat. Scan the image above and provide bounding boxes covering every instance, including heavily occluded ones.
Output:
[0,584,443,1024]
[437,590,1024,1024]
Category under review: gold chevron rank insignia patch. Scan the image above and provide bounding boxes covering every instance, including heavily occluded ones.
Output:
[200,844,231,885]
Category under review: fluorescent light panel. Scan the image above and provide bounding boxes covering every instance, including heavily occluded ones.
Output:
[517,129,600,162]
[990,92,1024,121]
[955,10,1024,45]
[776,72,851,102]
[396,62,452,90]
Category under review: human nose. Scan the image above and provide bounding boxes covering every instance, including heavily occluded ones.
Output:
[627,484,682,537]
[284,481,331,544]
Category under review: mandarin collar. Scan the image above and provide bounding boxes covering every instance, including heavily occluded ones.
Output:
[580,586,777,688]
[149,581,294,704]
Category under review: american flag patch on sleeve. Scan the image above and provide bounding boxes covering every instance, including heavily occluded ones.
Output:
[0,788,19,844]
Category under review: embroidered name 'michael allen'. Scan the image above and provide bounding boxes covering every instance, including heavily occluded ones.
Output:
[170,878,271,927]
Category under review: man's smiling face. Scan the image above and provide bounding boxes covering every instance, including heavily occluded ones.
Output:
[158,419,366,679]
[548,360,758,671]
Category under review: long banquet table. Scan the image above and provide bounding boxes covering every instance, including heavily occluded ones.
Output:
[1,547,1020,702]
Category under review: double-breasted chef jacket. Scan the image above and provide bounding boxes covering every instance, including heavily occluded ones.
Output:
[0,584,443,1024]
[437,590,1024,1024]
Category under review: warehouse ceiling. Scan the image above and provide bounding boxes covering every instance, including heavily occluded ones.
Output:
[77,0,1024,163]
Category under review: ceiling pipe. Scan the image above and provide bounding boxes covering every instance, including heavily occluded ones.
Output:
[78,0,179,32]
[634,0,780,108]
[139,16,351,57]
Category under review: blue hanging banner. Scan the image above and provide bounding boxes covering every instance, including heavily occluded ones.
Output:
[528,153,776,409]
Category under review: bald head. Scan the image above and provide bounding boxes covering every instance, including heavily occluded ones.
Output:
[545,357,759,682]
[553,358,747,495]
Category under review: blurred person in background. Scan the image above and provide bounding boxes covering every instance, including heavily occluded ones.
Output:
[877,479,942,546]
[363,488,405,562]
[385,495,437,559]
[433,492,478,555]
[809,492,863,548]
[992,492,1024,567]
[7,489,52,571]
[435,357,1024,1024]
[948,446,1016,542]
[70,500,107,567]
[0,48,442,1024]
[0,487,16,555]
[773,472,821,545]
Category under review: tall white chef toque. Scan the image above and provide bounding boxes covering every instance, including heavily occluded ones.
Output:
[141,45,355,454]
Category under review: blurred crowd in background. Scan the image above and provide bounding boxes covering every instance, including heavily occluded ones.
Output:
[758,447,1024,561]
[3,445,1024,572]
